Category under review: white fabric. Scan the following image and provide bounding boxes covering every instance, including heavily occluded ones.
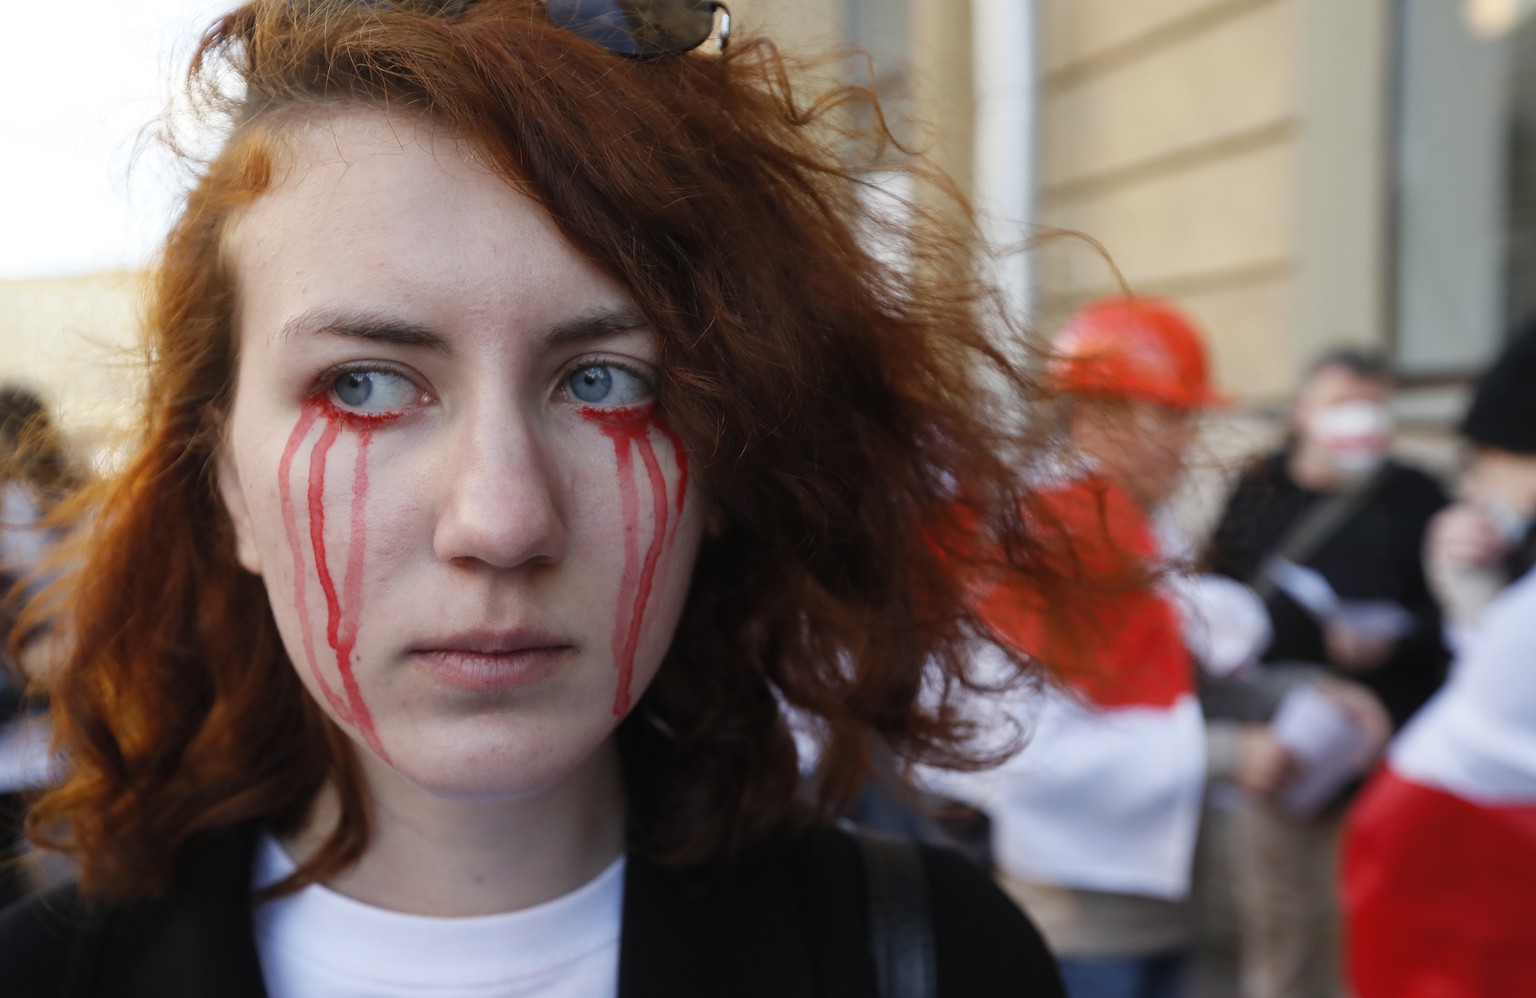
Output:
[989,690,1204,899]
[252,836,624,998]
[1390,568,1536,804]
[1152,513,1272,676]
[928,658,1206,901]
[0,716,59,793]
[1165,572,1272,677]
[1270,685,1378,814]
[921,509,1213,902]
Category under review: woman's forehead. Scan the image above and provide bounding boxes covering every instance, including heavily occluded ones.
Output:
[222,109,644,354]
[228,110,517,234]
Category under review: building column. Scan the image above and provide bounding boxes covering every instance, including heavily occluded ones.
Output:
[909,0,976,209]
[971,0,1038,324]
[1294,0,1393,375]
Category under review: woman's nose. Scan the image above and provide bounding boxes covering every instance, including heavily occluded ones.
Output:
[431,413,567,570]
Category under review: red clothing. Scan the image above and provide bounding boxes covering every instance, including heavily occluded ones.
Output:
[1343,767,1536,997]
[976,476,1192,710]
[952,475,1206,900]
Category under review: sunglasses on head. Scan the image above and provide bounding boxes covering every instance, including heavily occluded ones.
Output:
[374,0,731,58]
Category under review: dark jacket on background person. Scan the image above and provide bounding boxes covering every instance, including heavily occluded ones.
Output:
[0,821,1063,997]
[1208,453,1450,729]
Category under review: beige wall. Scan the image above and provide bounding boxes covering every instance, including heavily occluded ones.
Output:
[1029,0,1462,522]
[728,0,843,54]
[1293,0,1393,377]
[1035,0,1304,403]
[0,272,146,457]
[755,0,1414,418]
[1033,0,1404,409]
[910,0,974,205]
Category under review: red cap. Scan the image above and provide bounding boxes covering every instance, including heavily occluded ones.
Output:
[1049,296,1227,411]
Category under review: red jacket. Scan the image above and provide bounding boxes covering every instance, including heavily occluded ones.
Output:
[976,475,1192,710]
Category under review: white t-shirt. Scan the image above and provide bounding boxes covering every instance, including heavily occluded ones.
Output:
[252,835,624,997]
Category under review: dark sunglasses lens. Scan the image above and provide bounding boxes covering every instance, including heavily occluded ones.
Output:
[545,0,717,57]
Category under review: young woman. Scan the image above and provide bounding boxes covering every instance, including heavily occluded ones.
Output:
[0,2,1074,993]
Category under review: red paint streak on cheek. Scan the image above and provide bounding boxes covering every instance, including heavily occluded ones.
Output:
[652,417,690,532]
[616,435,670,713]
[335,426,390,763]
[279,405,353,723]
[307,418,343,645]
[592,415,641,717]
[583,406,690,717]
[306,399,395,762]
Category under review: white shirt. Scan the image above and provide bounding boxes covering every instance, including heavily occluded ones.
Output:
[1391,567,1536,804]
[920,644,1206,901]
[252,835,624,997]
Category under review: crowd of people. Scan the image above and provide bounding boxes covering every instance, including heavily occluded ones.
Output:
[0,2,1533,997]
[0,386,79,909]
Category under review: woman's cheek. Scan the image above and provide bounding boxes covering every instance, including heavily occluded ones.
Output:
[273,400,394,762]
[580,407,691,717]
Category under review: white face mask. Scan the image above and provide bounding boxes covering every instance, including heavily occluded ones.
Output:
[1309,401,1393,480]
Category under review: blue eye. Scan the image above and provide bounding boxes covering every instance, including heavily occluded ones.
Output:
[331,369,420,412]
[570,366,612,403]
[567,364,652,407]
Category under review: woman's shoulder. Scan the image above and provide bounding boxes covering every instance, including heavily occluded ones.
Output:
[799,824,1063,997]
[0,826,267,997]
[656,823,1064,997]
[912,836,1064,995]
[0,883,94,995]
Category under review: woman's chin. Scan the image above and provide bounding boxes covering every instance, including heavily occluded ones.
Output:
[353,717,622,807]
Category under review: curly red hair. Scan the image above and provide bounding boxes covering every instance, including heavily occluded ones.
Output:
[31,0,1090,898]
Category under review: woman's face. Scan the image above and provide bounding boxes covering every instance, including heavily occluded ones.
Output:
[216,112,706,803]
[1069,399,1196,509]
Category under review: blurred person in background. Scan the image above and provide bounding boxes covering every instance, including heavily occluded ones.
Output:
[1343,320,1536,997]
[1205,350,1448,998]
[0,385,79,669]
[1418,319,1536,645]
[952,296,1243,998]
[0,385,81,906]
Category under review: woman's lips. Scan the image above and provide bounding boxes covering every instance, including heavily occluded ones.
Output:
[410,637,574,693]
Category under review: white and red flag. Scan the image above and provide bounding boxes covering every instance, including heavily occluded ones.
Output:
[951,476,1208,899]
[1342,569,1536,996]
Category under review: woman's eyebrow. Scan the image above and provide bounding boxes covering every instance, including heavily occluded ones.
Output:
[275,305,648,351]
[542,306,650,348]
[278,307,453,354]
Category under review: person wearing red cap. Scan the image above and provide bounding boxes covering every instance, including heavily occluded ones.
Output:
[952,296,1249,998]
[1045,296,1227,507]
[1342,321,1536,997]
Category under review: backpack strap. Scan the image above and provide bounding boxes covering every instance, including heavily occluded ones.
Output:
[846,823,937,998]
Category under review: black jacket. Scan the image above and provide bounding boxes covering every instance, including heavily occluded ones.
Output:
[1208,454,1450,728]
[0,822,1062,997]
